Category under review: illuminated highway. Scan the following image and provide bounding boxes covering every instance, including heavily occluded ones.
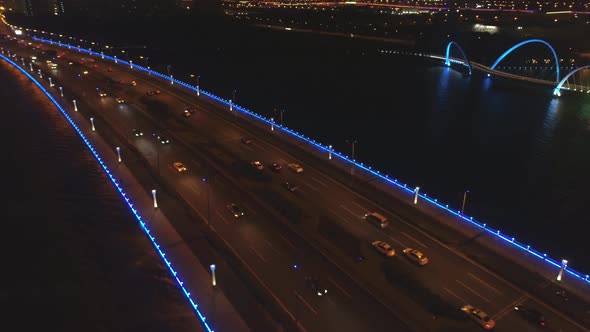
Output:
[2,33,589,332]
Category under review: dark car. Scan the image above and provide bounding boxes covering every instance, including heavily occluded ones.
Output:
[154,89,161,95]
[282,182,298,192]
[270,163,282,172]
[132,129,143,137]
[514,305,547,327]
[241,137,253,144]
[152,133,170,144]
[305,277,327,297]
[227,203,245,218]
[146,90,154,96]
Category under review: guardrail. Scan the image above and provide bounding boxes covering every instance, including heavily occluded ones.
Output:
[0,52,215,332]
[23,34,590,287]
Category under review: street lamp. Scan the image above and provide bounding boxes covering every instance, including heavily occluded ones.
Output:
[59,86,63,97]
[210,264,217,286]
[114,55,117,63]
[557,259,568,281]
[90,117,95,131]
[232,89,237,103]
[414,186,420,204]
[328,145,333,160]
[152,189,158,208]
[271,118,275,131]
[73,99,78,112]
[461,190,469,214]
[29,63,33,71]
[116,146,121,163]
[129,60,133,69]
[167,65,173,84]
[48,77,53,87]
[229,99,233,111]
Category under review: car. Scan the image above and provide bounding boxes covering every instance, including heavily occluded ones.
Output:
[305,277,328,297]
[118,80,125,84]
[107,67,113,72]
[270,163,282,172]
[132,129,143,137]
[402,248,429,266]
[288,163,304,173]
[461,305,495,330]
[241,137,253,144]
[251,161,264,171]
[183,109,192,117]
[173,162,187,172]
[282,182,298,192]
[185,107,197,114]
[227,203,245,218]
[154,89,161,95]
[115,97,125,104]
[131,80,137,86]
[372,240,395,257]
[146,90,154,96]
[82,70,89,75]
[514,305,546,327]
[99,92,107,97]
[152,133,170,144]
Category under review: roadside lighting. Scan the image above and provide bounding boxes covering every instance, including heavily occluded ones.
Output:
[100,51,104,59]
[346,139,357,175]
[59,86,63,97]
[557,259,568,281]
[114,55,117,63]
[152,189,158,208]
[170,74,174,85]
[90,117,95,131]
[414,186,420,204]
[461,190,469,214]
[229,99,233,111]
[37,69,42,78]
[29,62,33,71]
[147,66,151,74]
[271,118,275,131]
[210,264,217,286]
[116,146,121,163]
[328,145,333,160]
[129,60,133,69]
[48,77,53,87]
[73,99,78,112]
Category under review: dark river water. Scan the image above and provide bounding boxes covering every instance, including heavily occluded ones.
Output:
[9,16,590,274]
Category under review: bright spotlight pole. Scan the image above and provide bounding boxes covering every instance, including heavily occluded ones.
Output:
[152,189,158,208]
[210,264,217,286]
[557,259,568,281]
[116,146,121,163]
[73,99,78,112]
[90,117,95,131]
[414,186,420,204]
[48,77,53,87]
[59,86,63,97]
[328,145,333,160]
[271,118,275,131]
[29,62,33,71]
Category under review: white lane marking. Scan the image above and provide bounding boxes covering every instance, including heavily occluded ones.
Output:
[339,205,361,219]
[294,290,318,315]
[327,208,351,224]
[351,201,370,214]
[467,273,503,295]
[493,295,527,321]
[216,211,230,225]
[456,280,490,303]
[444,287,468,304]
[280,234,297,250]
[243,203,257,215]
[401,231,429,249]
[328,277,352,298]
[302,180,320,192]
[264,239,282,255]
[251,246,267,263]
[311,177,329,188]
[387,235,407,249]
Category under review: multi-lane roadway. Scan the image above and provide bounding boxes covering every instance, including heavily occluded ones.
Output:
[2,35,588,332]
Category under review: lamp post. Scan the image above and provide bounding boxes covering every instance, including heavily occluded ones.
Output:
[328,145,333,160]
[271,118,275,131]
[37,69,42,78]
[152,189,158,208]
[29,62,33,71]
[73,99,78,112]
[167,65,173,84]
[229,99,233,111]
[210,264,217,286]
[461,190,469,214]
[414,186,420,204]
[114,55,117,63]
[197,75,200,95]
[48,77,53,87]
[116,146,121,163]
[59,86,63,97]
[129,60,133,69]
[232,89,237,103]
[557,259,568,281]
[100,51,104,59]
[90,117,95,131]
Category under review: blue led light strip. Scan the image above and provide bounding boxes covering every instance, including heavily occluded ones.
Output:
[0,53,216,332]
[27,36,590,286]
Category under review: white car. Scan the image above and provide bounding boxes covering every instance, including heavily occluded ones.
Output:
[173,162,187,172]
[402,248,429,266]
[372,240,395,257]
[99,92,107,97]
[461,305,495,330]
[288,163,304,173]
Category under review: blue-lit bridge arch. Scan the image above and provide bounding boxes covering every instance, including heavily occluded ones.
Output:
[444,41,472,76]
[490,39,560,82]
[553,65,590,96]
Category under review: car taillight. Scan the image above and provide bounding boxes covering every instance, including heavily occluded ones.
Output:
[540,322,545,326]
